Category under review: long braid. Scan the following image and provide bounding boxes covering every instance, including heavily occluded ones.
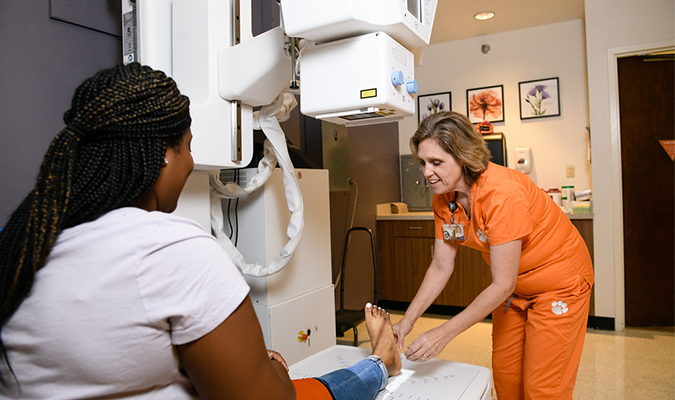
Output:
[0,63,191,327]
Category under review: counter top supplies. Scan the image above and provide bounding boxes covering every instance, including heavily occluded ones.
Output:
[574,189,592,201]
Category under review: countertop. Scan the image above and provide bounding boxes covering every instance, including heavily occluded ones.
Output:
[375,203,593,221]
[377,211,435,220]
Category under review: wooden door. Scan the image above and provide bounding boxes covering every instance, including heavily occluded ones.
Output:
[618,54,674,326]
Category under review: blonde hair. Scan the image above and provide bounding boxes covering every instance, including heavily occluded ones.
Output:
[410,111,490,187]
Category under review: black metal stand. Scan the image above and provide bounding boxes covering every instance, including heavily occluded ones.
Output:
[335,227,379,346]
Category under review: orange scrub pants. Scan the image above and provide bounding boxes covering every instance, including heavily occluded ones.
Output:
[293,378,332,399]
[491,274,592,400]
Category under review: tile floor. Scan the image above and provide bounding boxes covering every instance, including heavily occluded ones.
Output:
[338,310,674,400]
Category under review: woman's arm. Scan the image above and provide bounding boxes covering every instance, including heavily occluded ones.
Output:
[177,296,296,400]
[392,239,459,348]
[404,239,521,361]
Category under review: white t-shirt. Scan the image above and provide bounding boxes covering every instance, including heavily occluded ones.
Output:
[0,208,250,399]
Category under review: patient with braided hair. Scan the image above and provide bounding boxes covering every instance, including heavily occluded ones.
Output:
[0,63,400,400]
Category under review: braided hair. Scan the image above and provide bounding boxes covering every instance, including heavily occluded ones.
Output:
[0,63,191,327]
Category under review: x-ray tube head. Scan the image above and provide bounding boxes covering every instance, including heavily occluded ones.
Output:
[281,0,438,49]
[299,32,417,127]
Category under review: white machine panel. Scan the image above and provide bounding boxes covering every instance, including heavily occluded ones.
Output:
[290,346,492,400]
[300,32,416,126]
[121,0,254,171]
[281,0,438,49]
[222,168,332,306]
[254,285,336,366]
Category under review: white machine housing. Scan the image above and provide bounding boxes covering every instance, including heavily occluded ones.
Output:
[220,168,335,365]
[300,31,417,126]
[122,0,260,170]
[280,0,438,49]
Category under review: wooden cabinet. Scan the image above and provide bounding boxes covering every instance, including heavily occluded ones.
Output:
[570,217,595,316]
[376,219,492,308]
[377,217,595,316]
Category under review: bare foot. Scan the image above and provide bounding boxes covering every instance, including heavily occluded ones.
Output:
[364,303,402,377]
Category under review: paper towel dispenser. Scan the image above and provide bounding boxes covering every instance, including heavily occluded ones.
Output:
[483,133,507,166]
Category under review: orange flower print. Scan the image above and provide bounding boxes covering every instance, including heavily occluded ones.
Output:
[469,89,502,121]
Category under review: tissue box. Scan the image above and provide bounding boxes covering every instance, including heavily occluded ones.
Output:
[390,202,409,214]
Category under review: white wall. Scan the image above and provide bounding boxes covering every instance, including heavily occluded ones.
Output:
[585,0,674,328]
[399,20,591,192]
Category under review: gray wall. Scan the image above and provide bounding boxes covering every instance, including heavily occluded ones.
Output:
[0,0,122,226]
[330,123,401,310]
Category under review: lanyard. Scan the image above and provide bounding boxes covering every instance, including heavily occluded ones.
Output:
[444,192,465,241]
[447,191,459,223]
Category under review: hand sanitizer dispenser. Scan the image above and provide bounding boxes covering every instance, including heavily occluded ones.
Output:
[515,146,532,174]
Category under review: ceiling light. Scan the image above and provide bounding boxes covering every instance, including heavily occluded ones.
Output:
[474,11,495,21]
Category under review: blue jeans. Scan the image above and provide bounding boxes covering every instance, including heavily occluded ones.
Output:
[314,356,388,400]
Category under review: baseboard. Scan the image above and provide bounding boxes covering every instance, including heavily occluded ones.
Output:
[587,316,615,330]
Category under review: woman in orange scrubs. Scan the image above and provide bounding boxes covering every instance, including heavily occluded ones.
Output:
[392,111,594,400]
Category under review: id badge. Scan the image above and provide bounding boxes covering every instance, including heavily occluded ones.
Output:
[442,223,465,241]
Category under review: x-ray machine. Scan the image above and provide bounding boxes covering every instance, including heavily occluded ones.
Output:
[121,0,438,365]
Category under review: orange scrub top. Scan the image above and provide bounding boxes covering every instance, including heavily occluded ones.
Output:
[433,162,593,296]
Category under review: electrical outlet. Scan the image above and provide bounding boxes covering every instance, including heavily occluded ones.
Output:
[566,165,575,178]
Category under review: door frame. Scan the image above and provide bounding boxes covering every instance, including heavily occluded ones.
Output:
[606,39,674,330]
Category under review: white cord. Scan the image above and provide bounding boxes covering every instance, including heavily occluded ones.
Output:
[210,92,304,277]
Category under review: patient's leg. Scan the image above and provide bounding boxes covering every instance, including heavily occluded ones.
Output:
[309,304,402,399]
[365,303,402,377]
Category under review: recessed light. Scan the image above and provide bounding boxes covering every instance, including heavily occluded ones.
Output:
[474,11,495,21]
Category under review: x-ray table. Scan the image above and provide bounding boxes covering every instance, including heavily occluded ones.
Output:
[289,345,492,400]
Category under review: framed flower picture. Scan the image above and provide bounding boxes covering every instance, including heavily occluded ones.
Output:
[519,77,560,120]
[418,92,451,123]
[466,85,504,123]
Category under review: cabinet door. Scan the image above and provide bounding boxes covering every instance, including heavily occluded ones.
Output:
[393,236,437,303]
[401,155,430,211]
[571,218,594,316]
[443,247,491,307]
[376,220,397,301]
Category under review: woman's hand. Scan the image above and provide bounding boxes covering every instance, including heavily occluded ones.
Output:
[267,350,289,371]
[403,325,451,362]
[392,318,414,349]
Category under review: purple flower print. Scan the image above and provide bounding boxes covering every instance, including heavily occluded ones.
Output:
[525,85,550,115]
[421,97,446,121]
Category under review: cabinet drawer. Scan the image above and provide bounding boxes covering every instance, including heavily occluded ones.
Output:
[392,220,435,238]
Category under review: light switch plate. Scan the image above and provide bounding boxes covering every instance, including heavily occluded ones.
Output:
[566,165,575,178]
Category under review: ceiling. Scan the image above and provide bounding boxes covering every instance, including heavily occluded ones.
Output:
[428,0,586,45]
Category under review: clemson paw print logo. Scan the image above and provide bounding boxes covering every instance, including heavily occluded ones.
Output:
[551,301,569,315]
